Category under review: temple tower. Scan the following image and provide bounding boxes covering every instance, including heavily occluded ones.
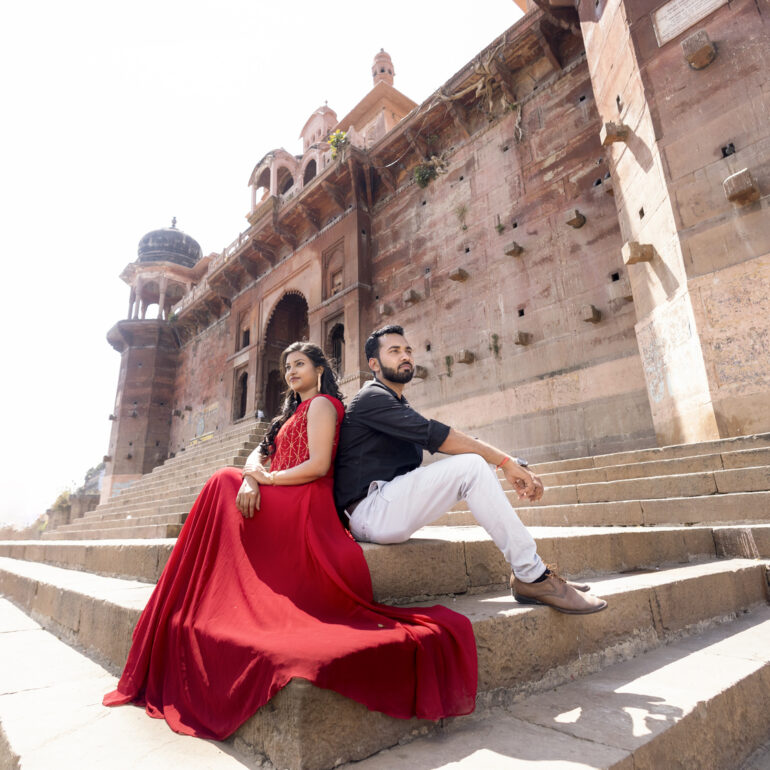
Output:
[100,221,204,502]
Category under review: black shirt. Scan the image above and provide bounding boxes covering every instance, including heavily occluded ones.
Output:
[333,378,451,512]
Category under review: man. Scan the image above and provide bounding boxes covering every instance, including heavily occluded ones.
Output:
[334,325,606,614]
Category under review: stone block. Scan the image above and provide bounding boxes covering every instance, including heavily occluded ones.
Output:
[402,289,420,306]
[455,349,475,364]
[621,241,655,265]
[566,209,586,228]
[723,168,761,205]
[362,539,467,602]
[599,122,630,146]
[447,267,469,281]
[504,241,524,257]
[581,304,602,324]
[713,466,770,494]
[513,331,533,346]
[681,29,717,70]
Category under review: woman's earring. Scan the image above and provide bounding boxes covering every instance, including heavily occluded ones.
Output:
[317,370,323,392]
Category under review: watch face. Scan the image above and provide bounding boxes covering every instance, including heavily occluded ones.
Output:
[515,457,529,467]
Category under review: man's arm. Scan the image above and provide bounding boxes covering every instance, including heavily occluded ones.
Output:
[438,428,544,501]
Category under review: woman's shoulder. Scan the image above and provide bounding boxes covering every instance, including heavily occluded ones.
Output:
[310,393,345,418]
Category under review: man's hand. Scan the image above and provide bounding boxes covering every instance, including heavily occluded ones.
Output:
[502,462,544,502]
[236,476,261,518]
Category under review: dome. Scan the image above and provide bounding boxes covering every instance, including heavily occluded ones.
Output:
[137,219,202,269]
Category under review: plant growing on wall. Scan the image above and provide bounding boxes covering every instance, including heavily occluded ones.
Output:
[328,130,349,159]
[489,333,501,358]
[444,354,453,377]
[414,163,438,188]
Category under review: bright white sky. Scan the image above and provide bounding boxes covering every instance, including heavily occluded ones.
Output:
[0,0,523,528]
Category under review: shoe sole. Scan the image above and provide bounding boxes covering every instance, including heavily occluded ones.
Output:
[512,592,609,615]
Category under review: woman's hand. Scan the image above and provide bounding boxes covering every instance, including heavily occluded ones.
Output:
[502,462,544,502]
[236,476,261,518]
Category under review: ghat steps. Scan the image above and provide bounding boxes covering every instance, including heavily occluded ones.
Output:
[42,419,269,541]
[1,432,769,768]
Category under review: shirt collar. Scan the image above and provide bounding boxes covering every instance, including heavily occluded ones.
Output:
[367,377,408,404]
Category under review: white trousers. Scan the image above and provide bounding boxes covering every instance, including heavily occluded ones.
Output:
[347,453,545,582]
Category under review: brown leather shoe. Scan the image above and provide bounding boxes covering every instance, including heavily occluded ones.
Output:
[511,570,607,614]
[509,571,590,593]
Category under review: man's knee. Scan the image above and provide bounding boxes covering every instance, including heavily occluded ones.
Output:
[448,452,492,480]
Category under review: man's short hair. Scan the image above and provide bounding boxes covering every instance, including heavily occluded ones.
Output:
[364,324,405,363]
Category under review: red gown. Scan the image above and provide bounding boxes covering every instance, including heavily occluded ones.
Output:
[103,394,477,739]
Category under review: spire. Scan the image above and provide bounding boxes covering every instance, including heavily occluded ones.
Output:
[372,49,394,87]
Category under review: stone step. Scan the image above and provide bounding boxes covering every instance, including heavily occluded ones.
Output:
[531,445,770,487]
[12,524,770,599]
[42,522,183,540]
[490,466,770,510]
[349,605,770,770]
[440,490,770,528]
[6,596,769,770]
[1,556,766,769]
[530,432,770,474]
[0,598,252,770]
[50,513,187,537]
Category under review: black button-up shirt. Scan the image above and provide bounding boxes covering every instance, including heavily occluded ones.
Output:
[333,379,451,512]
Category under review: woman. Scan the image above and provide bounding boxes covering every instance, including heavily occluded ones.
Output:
[104,342,477,740]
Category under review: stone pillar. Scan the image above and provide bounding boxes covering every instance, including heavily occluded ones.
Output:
[127,286,136,320]
[158,276,168,320]
[578,0,769,443]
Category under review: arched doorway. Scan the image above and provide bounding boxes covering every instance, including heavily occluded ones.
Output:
[329,323,345,377]
[261,293,309,418]
[234,370,248,420]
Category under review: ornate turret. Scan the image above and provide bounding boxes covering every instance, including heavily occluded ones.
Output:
[122,219,203,321]
[372,49,395,87]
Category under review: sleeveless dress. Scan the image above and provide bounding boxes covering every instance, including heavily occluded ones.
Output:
[103,394,477,740]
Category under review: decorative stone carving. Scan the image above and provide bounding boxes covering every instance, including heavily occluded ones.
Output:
[455,349,475,364]
[622,242,655,265]
[581,304,602,323]
[566,210,586,228]
[723,168,760,205]
[504,241,524,257]
[681,29,717,70]
[402,289,421,305]
[448,267,469,282]
[600,122,629,145]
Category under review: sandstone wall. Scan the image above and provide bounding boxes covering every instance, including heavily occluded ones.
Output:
[366,55,656,460]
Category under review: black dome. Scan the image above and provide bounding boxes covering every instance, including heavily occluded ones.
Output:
[137,223,202,269]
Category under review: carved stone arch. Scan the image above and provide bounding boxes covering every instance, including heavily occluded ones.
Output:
[300,149,321,186]
[260,291,309,418]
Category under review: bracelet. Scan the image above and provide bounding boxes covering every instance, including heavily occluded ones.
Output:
[496,455,510,470]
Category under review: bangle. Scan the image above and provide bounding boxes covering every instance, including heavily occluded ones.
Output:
[496,455,510,470]
[268,471,277,485]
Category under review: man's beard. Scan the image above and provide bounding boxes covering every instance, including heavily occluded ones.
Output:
[379,362,414,384]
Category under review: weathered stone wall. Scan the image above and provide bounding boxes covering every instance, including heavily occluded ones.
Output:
[366,54,655,459]
[579,0,769,444]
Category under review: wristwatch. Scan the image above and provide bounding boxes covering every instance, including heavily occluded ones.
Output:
[514,457,529,468]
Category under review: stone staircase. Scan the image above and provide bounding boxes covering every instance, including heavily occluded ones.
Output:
[1,432,770,769]
[42,419,269,540]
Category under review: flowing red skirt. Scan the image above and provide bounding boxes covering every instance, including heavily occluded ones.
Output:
[103,468,477,739]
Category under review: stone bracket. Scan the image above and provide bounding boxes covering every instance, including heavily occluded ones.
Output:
[448,267,470,282]
[600,122,630,146]
[723,168,760,206]
[456,349,475,364]
[581,304,602,324]
[566,210,586,228]
[682,30,717,70]
[505,241,524,257]
[622,242,656,265]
